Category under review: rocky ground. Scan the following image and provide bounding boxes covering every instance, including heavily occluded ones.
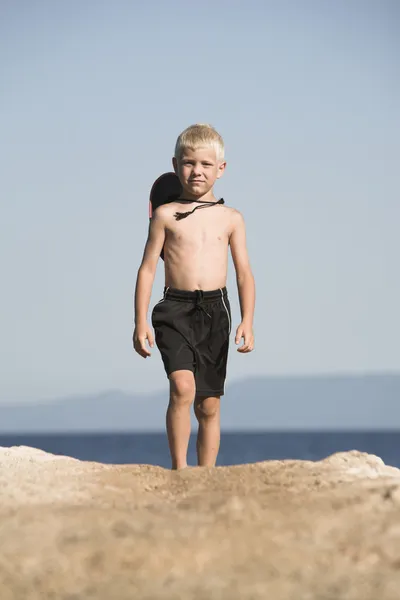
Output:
[0,446,399,600]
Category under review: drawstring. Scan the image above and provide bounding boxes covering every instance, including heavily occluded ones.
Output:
[163,288,212,319]
[195,290,211,318]
[174,198,224,221]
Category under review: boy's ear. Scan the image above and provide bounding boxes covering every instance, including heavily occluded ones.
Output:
[216,161,227,179]
[172,157,178,174]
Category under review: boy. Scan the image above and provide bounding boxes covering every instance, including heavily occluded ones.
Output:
[133,124,255,469]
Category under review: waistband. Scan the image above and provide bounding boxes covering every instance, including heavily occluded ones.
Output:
[163,286,228,302]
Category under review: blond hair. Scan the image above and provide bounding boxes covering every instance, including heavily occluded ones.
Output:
[174,123,225,162]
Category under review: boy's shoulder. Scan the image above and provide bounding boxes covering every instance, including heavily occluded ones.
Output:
[225,206,245,225]
[150,203,177,224]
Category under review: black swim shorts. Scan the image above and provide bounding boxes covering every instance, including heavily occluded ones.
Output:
[151,287,231,396]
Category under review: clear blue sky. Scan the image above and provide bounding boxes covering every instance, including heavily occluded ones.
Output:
[1,0,399,403]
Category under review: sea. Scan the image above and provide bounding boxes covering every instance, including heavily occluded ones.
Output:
[0,431,399,469]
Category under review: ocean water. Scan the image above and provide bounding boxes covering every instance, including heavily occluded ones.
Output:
[0,431,399,469]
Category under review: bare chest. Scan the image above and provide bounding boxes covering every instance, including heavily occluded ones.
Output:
[166,207,231,251]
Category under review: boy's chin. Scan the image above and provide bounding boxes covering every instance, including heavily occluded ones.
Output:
[183,183,211,197]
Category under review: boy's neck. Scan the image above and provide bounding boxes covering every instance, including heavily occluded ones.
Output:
[178,189,216,203]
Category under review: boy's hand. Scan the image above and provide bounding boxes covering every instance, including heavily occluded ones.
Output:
[133,323,154,358]
[235,322,254,353]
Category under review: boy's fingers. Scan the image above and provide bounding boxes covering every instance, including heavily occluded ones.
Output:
[245,336,254,352]
[237,333,254,353]
[147,331,154,348]
[246,335,254,351]
[133,328,154,358]
[139,336,151,357]
[235,327,243,345]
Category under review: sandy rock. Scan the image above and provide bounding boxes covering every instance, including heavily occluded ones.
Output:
[0,446,399,600]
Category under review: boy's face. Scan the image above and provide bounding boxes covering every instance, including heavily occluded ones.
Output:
[173,147,226,198]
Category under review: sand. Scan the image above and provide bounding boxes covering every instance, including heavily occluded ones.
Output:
[0,446,399,599]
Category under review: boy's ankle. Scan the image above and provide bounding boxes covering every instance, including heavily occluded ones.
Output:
[171,461,188,470]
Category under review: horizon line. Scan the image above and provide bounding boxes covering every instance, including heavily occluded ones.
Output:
[1,369,399,407]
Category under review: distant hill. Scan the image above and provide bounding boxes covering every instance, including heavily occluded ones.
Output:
[0,373,399,433]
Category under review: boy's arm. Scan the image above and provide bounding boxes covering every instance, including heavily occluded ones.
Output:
[133,210,166,358]
[229,210,255,353]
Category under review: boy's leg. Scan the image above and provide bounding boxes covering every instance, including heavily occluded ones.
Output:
[194,395,221,467]
[167,370,196,470]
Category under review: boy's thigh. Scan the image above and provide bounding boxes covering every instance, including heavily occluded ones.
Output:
[153,321,195,376]
[195,333,229,397]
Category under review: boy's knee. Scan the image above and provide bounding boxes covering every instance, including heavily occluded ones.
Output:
[169,371,195,404]
[194,396,220,420]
